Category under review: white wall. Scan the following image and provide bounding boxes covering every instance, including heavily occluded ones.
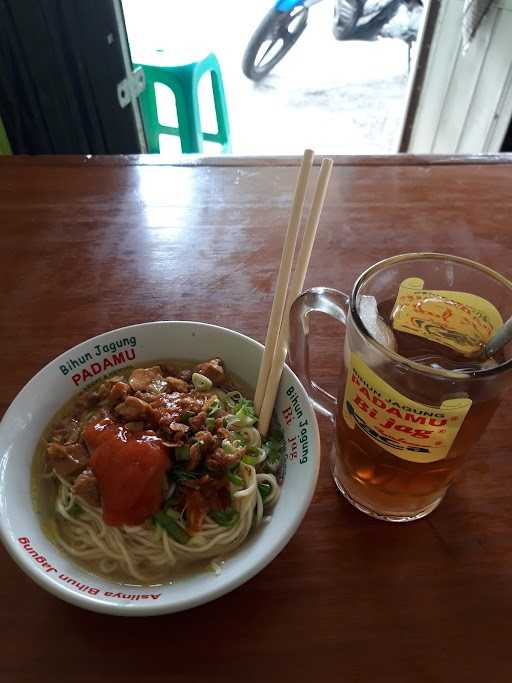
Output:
[404,0,512,153]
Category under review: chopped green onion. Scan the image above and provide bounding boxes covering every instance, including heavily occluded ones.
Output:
[263,429,284,468]
[181,411,194,424]
[223,396,236,411]
[226,391,244,403]
[162,502,181,518]
[227,471,244,487]
[207,397,221,416]
[242,454,260,465]
[242,446,264,465]
[239,427,261,448]
[192,372,213,391]
[226,415,253,429]
[237,399,257,418]
[153,511,190,544]
[237,414,256,427]
[258,482,273,502]
[208,559,222,575]
[225,401,257,429]
[206,417,216,431]
[68,502,82,517]
[222,439,237,454]
[222,438,245,454]
[210,508,239,527]
[175,445,190,462]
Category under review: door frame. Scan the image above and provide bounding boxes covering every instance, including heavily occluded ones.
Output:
[398,0,440,152]
[113,0,147,152]
[399,0,512,153]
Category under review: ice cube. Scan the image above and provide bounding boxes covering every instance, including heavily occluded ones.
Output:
[359,295,378,337]
[375,317,397,352]
[359,295,397,352]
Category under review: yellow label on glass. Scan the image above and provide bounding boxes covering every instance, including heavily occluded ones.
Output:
[342,353,472,463]
[391,277,503,356]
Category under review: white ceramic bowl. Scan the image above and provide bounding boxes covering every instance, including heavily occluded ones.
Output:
[0,321,320,616]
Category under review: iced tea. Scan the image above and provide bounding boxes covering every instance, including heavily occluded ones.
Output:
[334,297,502,519]
[289,253,512,521]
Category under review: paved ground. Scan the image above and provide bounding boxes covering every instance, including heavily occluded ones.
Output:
[122,0,414,155]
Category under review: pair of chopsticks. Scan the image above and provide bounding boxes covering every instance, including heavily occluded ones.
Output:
[255,149,333,436]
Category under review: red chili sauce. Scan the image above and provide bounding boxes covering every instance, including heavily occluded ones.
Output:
[84,419,170,526]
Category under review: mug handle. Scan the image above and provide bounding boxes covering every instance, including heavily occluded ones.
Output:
[288,287,350,420]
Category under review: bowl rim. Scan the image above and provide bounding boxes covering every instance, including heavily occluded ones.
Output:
[0,320,321,616]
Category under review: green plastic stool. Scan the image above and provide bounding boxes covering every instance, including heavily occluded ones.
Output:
[135,53,231,154]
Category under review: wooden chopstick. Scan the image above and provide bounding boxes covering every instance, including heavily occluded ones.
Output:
[258,157,333,436]
[254,149,315,415]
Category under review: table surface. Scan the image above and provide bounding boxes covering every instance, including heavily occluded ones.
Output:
[2,154,512,683]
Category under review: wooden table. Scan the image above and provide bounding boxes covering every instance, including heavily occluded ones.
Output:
[2,154,512,683]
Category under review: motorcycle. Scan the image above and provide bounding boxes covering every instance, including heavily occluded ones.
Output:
[242,0,423,81]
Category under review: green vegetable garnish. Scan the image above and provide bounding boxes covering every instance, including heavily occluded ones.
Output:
[175,445,190,462]
[223,395,236,411]
[237,399,257,420]
[242,446,263,465]
[257,482,272,502]
[242,454,260,465]
[227,471,244,487]
[153,511,190,544]
[181,411,194,424]
[162,499,180,514]
[68,502,82,517]
[192,372,213,391]
[210,508,239,527]
[207,397,222,416]
[222,439,237,454]
[206,417,216,431]
[225,399,258,428]
[227,391,244,403]
[263,429,284,467]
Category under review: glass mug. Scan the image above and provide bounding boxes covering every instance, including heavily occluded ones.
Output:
[289,253,512,521]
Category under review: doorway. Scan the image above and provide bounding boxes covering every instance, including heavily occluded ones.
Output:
[122,0,425,155]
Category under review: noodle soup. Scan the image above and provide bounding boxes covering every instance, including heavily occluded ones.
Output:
[33,359,284,585]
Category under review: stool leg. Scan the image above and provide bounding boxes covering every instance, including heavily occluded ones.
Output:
[139,81,161,153]
[175,78,203,154]
[210,70,231,153]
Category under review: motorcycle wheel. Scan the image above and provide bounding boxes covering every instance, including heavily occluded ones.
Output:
[333,0,363,40]
[242,6,309,81]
